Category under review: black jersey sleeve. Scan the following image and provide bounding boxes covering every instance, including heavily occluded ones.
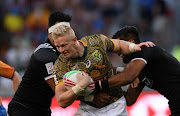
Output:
[130,47,152,64]
[123,47,153,85]
[33,47,59,80]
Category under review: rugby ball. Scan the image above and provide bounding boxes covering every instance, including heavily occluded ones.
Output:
[63,71,95,96]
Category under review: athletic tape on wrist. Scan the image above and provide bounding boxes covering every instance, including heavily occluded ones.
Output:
[84,95,94,102]
[129,43,136,52]
[72,84,84,95]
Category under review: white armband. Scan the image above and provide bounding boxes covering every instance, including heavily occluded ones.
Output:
[116,67,125,74]
[129,43,136,53]
[72,84,84,95]
[84,94,94,102]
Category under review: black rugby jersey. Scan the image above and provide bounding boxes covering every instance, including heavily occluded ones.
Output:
[10,39,60,112]
[123,46,180,103]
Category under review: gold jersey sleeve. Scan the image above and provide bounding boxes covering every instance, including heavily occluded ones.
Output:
[79,34,116,52]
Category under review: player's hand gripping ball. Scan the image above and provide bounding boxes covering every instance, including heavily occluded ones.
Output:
[63,71,95,96]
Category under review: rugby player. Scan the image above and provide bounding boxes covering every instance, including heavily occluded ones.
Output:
[95,26,180,116]
[52,24,154,116]
[8,11,71,116]
[0,61,20,116]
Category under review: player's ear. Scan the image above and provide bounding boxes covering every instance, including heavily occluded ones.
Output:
[73,36,77,41]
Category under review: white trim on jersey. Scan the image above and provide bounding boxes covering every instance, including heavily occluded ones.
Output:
[44,74,55,81]
[34,43,56,53]
[131,58,147,64]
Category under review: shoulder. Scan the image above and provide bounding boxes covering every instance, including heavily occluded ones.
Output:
[123,47,153,64]
[80,34,110,46]
[138,46,162,56]
[33,43,59,62]
[80,34,108,41]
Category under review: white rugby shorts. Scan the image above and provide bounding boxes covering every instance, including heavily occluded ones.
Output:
[76,96,128,116]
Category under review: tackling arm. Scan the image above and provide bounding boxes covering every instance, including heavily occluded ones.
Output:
[109,60,145,88]
[124,83,145,106]
[95,60,146,91]
[46,77,56,92]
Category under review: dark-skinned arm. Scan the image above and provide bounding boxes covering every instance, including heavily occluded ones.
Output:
[77,92,110,108]
[95,59,146,91]
[46,77,56,92]
[109,60,146,88]
[124,83,144,106]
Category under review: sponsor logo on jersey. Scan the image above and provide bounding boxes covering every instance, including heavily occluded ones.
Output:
[45,62,54,74]
[92,50,102,61]
[142,77,153,88]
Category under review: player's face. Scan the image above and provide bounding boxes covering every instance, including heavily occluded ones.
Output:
[54,35,76,58]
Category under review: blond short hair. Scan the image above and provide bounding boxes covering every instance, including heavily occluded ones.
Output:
[52,25,75,40]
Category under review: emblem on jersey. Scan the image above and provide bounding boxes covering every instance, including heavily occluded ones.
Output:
[92,50,102,61]
[45,62,54,74]
[142,77,153,88]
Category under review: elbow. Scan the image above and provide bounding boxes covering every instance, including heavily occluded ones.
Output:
[57,98,71,108]
[58,101,68,108]
[126,100,135,106]
[126,99,136,106]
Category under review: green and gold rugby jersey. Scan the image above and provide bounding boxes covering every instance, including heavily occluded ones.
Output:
[54,34,123,106]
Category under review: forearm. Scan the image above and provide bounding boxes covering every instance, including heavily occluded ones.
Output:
[95,70,137,91]
[119,40,136,55]
[109,70,137,88]
[124,84,144,106]
[56,84,85,108]
[12,71,20,93]
[56,89,78,108]
[112,39,136,55]
[96,60,145,91]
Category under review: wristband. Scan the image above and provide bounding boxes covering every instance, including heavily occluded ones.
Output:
[84,95,94,102]
[101,79,109,91]
[116,67,125,74]
[72,84,84,95]
[95,81,100,91]
[129,43,136,53]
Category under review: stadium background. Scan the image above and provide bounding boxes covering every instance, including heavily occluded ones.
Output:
[0,0,180,116]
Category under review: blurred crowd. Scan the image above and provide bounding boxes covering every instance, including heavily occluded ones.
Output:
[0,0,179,96]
